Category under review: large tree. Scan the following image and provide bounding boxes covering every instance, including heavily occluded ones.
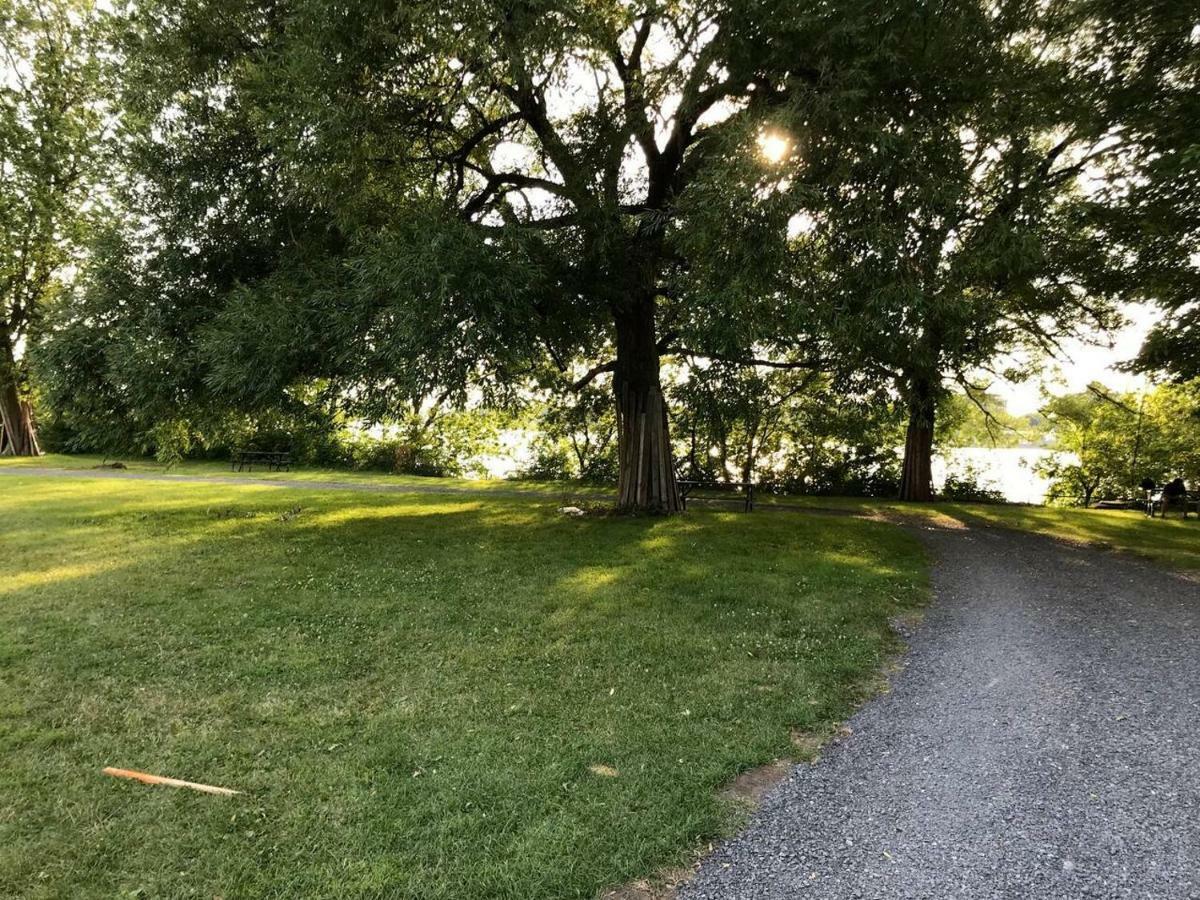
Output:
[680,0,1198,501]
[781,2,1186,500]
[75,0,917,510]
[0,0,101,455]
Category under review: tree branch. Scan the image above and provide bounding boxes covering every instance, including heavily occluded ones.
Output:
[670,347,822,370]
[569,359,617,391]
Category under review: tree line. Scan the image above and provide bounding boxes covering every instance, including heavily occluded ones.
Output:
[3,0,1198,510]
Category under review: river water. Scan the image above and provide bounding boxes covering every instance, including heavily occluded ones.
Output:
[933,447,1068,504]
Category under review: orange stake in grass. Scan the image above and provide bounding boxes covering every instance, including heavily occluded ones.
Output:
[102,767,242,796]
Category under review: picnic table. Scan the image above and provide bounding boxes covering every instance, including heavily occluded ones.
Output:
[230,449,292,472]
[677,479,756,512]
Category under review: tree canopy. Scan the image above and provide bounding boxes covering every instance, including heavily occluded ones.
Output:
[22,0,1200,508]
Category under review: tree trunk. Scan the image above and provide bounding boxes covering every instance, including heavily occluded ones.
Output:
[0,335,40,457]
[898,378,935,502]
[741,428,757,485]
[613,295,681,513]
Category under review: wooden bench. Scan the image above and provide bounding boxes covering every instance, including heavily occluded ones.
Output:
[230,449,292,472]
[677,479,756,512]
[1147,490,1199,518]
[1094,499,1143,510]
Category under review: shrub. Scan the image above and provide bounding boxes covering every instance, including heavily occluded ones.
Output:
[940,464,1006,503]
[516,439,574,481]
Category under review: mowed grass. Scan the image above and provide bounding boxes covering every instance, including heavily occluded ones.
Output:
[939,503,1200,570]
[761,495,1200,570]
[0,476,925,899]
[0,452,608,497]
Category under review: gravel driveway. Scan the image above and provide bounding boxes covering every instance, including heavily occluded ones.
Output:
[681,522,1200,899]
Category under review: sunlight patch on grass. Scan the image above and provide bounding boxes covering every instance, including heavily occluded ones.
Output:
[941,504,1200,570]
[0,559,127,596]
[0,452,610,497]
[302,498,487,527]
[559,567,622,592]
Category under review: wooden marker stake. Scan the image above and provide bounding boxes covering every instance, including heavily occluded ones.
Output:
[102,767,242,796]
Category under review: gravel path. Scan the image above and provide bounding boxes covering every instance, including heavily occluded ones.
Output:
[682,522,1200,899]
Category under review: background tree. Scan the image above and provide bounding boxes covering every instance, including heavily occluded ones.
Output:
[1039,381,1200,506]
[34,227,346,460]
[937,391,1050,450]
[1148,381,1200,486]
[763,382,904,496]
[671,363,815,485]
[521,378,618,483]
[669,365,903,494]
[681,0,1194,501]
[1039,388,1140,507]
[0,0,101,455]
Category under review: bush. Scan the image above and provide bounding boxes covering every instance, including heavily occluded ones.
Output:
[577,446,618,484]
[940,465,1006,503]
[339,434,462,477]
[516,439,574,481]
[770,447,902,497]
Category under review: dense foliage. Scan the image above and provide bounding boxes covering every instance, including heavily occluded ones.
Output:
[1040,381,1200,506]
[14,0,1199,508]
[1122,3,1200,383]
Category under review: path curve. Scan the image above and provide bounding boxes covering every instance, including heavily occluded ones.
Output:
[682,522,1200,899]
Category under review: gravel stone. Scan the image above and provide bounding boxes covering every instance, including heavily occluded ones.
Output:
[680,523,1200,900]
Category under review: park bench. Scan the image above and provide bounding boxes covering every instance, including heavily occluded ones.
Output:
[1146,490,1199,518]
[677,479,756,512]
[1094,499,1142,510]
[230,449,292,472]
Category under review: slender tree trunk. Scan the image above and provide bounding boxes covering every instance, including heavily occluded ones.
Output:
[898,377,936,502]
[687,419,698,477]
[741,426,757,485]
[613,294,680,513]
[0,334,40,457]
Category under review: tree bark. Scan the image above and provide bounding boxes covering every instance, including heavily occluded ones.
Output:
[613,295,681,513]
[0,334,40,457]
[898,377,935,502]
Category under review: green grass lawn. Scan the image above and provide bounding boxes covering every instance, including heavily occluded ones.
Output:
[936,503,1200,571]
[0,474,925,899]
[756,494,1200,571]
[0,452,608,497]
